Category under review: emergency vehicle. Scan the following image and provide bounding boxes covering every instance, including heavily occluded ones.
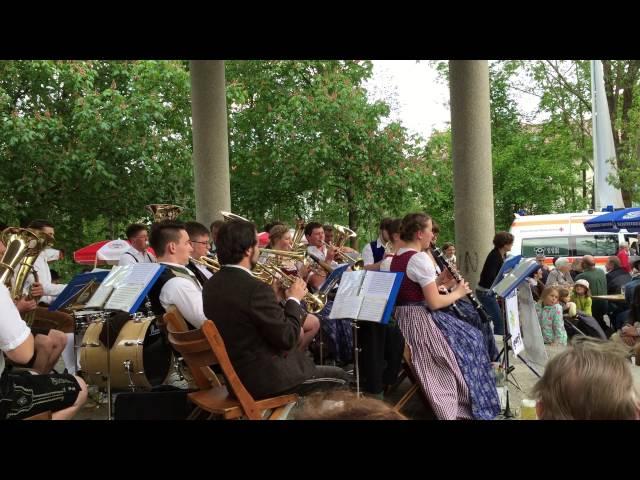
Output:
[509,211,638,269]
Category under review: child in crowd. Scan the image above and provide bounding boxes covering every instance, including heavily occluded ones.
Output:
[571,279,592,317]
[535,286,567,346]
[558,287,577,319]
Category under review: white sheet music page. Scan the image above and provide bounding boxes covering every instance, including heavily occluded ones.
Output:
[328,270,365,319]
[85,266,126,308]
[358,271,397,322]
[88,264,161,311]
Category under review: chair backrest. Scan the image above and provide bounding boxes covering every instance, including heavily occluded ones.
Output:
[165,310,220,390]
[163,305,190,333]
[201,320,263,420]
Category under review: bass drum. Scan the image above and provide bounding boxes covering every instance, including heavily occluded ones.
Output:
[80,316,171,390]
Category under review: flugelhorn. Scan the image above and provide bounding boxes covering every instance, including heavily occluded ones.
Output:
[192,255,221,274]
[146,204,183,222]
[253,262,327,314]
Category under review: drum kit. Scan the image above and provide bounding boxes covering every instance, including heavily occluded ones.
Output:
[72,309,173,419]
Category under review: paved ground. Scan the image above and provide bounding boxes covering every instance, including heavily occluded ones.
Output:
[69,335,640,420]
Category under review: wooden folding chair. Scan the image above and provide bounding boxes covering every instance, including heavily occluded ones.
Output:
[163,306,221,390]
[167,320,298,420]
[393,344,433,415]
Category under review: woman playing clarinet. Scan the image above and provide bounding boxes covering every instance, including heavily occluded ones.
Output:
[390,213,500,420]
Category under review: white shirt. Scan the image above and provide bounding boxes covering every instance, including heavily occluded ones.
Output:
[159,262,207,329]
[396,248,437,287]
[27,252,66,304]
[118,247,157,266]
[307,245,338,267]
[0,284,31,376]
[362,236,385,266]
[191,258,213,280]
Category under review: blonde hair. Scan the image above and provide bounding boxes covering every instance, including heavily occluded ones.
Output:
[539,286,560,305]
[268,224,290,248]
[293,391,408,420]
[532,337,639,420]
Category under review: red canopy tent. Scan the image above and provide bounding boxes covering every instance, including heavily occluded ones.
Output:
[73,241,113,265]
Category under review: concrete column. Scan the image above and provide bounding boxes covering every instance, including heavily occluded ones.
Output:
[449,61,495,289]
[190,60,231,229]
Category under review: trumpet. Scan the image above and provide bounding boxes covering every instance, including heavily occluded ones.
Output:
[253,262,327,314]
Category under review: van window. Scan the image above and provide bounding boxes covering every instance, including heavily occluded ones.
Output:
[522,237,570,257]
[574,235,618,256]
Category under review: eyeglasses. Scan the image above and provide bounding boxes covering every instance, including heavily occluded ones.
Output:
[189,240,211,246]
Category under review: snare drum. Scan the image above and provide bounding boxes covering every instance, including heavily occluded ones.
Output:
[80,315,172,390]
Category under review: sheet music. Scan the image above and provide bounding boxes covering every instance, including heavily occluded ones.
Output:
[85,285,113,308]
[329,295,363,319]
[125,263,161,285]
[104,284,145,311]
[85,263,162,312]
[361,271,396,297]
[329,270,400,323]
[357,297,388,323]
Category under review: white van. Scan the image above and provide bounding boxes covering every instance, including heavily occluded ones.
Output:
[509,211,638,269]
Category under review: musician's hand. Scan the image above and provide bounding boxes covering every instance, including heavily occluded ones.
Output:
[15,296,37,314]
[271,279,285,303]
[622,325,638,337]
[325,246,337,263]
[453,280,471,297]
[438,286,448,294]
[30,282,44,298]
[286,277,308,302]
[298,264,310,280]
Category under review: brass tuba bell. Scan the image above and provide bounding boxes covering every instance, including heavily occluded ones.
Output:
[145,204,184,222]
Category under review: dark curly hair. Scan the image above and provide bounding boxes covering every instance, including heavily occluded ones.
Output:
[216,220,257,265]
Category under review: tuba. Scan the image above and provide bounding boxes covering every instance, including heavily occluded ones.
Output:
[146,204,184,222]
[291,219,307,252]
[0,227,52,326]
[325,223,364,270]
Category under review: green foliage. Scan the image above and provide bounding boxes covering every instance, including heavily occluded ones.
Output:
[0,60,194,255]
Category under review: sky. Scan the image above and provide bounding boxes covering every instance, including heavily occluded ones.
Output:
[365,60,543,141]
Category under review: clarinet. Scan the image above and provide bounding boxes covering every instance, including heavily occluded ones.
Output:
[430,242,491,324]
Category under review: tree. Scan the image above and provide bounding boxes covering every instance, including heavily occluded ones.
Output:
[0,60,194,258]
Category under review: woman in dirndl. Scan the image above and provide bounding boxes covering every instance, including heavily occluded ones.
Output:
[390,213,500,420]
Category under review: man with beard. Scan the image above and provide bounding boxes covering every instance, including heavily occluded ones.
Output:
[202,219,350,400]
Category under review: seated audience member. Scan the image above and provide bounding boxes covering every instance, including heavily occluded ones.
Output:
[202,219,350,400]
[532,336,640,420]
[546,257,574,287]
[293,390,407,420]
[606,256,632,295]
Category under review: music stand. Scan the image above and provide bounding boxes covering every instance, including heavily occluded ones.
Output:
[491,258,542,418]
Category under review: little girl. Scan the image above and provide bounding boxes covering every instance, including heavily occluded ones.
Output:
[535,286,567,346]
[558,287,577,318]
[571,279,592,317]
